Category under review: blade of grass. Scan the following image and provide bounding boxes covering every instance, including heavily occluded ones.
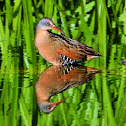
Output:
[19,96,32,126]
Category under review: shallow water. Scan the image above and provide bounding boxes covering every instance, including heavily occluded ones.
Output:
[0,48,126,126]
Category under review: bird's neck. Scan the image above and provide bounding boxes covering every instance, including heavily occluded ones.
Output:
[35,29,50,47]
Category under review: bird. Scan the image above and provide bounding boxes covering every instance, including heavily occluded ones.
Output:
[35,65,101,114]
[35,17,102,66]
[120,59,126,66]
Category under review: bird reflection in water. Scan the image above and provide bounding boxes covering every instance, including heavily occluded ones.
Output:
[35,65,101,114]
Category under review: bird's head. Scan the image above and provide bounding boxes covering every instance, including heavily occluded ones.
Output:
[39,98,66,114]
[37,17,65,35]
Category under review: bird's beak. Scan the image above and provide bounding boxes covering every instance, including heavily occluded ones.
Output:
[52,98,66,107]
[51,25,66,36]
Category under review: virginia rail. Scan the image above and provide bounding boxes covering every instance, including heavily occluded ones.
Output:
[36,65,101,114]
[35,17,102,66]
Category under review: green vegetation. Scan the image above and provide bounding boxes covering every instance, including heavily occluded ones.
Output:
[0,0,126,126]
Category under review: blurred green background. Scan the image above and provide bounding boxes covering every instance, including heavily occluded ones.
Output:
[0,0,126,126]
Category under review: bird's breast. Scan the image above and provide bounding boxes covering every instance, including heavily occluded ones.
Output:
[35,30,62,65]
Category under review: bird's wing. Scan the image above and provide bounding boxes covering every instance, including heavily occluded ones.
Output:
[49,32,101,60]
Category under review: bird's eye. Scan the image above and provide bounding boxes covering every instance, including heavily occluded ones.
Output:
[46,22,50,26]
[47,107,51,110]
